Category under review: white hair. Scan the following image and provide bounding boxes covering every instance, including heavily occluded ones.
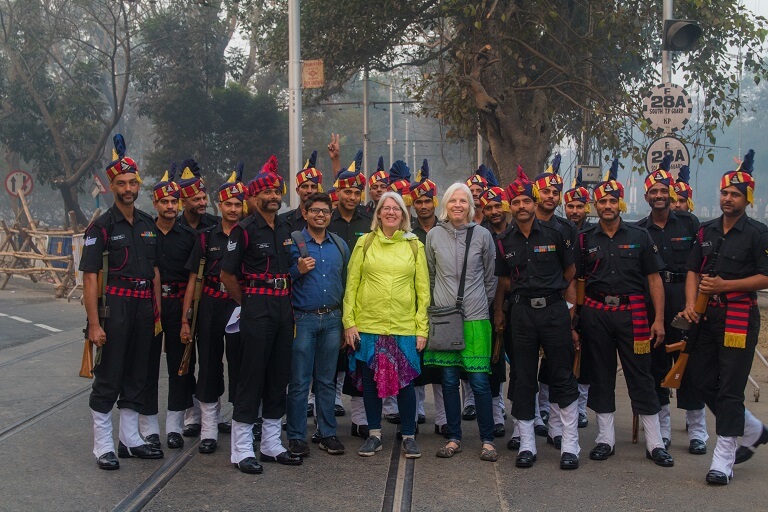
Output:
[371,191,412,232]
[437,183,475,223]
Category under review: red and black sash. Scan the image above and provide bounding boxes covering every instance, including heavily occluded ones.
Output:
[584,294,651,354]
[106,277,162,335]
[709,292,755,349]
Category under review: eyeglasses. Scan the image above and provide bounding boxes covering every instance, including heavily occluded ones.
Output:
[380,206,402,213]
[307,207,331,216]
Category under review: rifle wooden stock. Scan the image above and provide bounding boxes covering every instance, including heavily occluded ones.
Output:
[491,330,503,364]
[80,267,105,379]
[572,348,581,379]
[632,414,639,444]
[79,337,94,378]
[179,261,206,376]
[572,278,585,378]
[665,341,686,354]
[661,289,710,389]
[661,352,689,389]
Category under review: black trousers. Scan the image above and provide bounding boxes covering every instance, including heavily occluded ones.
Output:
[89,294,154,414]
[688,305,759,436]
[581,305,660,416]
[138,296,196,415]
[508,300,578,421]
[233,293,293,424]
[196,293,239,404]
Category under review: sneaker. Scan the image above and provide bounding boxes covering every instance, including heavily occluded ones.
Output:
[358,436,383,457]
[402,437,421,459]
[311,430,322,444]
[462,406,476,421]
[319,436,345,455]
[288,439,310,457]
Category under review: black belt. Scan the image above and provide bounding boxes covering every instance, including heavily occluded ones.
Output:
[512,291,563,309]
[107,278,151,291]
[660,271,686,283]
[296,305,341,315]
[161,282,180,295]
[247,278,290,290]
[204,278,228,293]
[710,292,757,304]
[587,291,631,306]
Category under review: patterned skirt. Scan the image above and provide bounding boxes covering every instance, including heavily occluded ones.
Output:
[423,319,492,373]
[349,333,421,398]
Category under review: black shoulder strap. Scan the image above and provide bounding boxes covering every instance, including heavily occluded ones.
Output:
[456,226,475,308]
[291,230,310,258]
[327,232,349,268]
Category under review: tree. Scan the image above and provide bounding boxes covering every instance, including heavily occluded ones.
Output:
[259,0,768,184]
[0,0,137,226]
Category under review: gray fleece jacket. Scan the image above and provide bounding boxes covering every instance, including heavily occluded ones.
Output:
[425,221,497,320]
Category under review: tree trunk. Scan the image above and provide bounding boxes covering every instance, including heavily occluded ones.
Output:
[463,46,553,186]
[58,183,88,229]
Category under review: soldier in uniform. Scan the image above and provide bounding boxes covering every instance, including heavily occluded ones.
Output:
[679,150,768,485]
[635,156,706,455]
[409,162,444,435]
[81,134,163,470]
[671,165,695,213]
[279,150,322,232]
[575,158,673,467]
[494,167,580,470]
[221,156,300,474]
[466,164,491,226]
[180,167,246,455]
[329,151,373,439]
[563,173,593,429]
[138,165,196,451]
[365,156,389,213]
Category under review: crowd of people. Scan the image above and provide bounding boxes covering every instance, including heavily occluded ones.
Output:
[80,133,768,486]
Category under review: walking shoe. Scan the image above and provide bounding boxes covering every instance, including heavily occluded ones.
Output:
[144,433,161,450]
[493,424,506,438]
[218,421,232,434]
[534,424,548,437]
[646,448,674,467]
[396,424,419,440]
[319,436,345,455]
[288,439,310,457]
[417,414,426,424]
[252,419,262,443]
[560,452,579,470]
[546,435,562,450]
[311,430,322,444]
[689,439,707,455]
[384,413,401,424]
[434,424,449,438]
[358,436,383,456]
[167,432,184,449]
[735,425,768,464]
[351,422,370,439]
[507,436,521,450]
[540,411,550,424]
[578,412,588,428]
[307,404,314,417]
[199,439,217,454]
[515,450,536,468]
[462,406,476,421]
[182,423,201,437]
[589,443,614,461]
[402,437,421,459]
[706,470,731,485]
[334,404,346,417]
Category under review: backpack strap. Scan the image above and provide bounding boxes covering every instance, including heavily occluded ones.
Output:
[290,230,310,258]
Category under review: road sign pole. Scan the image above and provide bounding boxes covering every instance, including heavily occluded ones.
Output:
[662,0,673,86]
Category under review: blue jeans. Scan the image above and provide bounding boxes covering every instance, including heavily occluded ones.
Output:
[361,363,417,436]
[442,366,494,443]
[286,309,343,439]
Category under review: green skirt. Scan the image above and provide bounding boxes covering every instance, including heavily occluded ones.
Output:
[423,319,491,373]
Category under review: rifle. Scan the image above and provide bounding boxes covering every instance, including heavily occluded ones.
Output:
[178,245,206,376]
[79,250,108,378]
[662,236,724,389]
[491,329,504,364]
[572,232,587,378]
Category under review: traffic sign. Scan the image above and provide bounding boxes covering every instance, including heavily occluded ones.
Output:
[645,136,690,175]
[642,83,692,133]
[575,165,603,185]
[93,175,108,194]
[5,170,33,197]
[302,60,324,89]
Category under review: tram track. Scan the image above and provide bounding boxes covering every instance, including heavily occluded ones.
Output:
[0,384,91,443]
[0,337,80,370]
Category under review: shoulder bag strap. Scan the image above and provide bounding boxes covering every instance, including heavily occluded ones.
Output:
[456,226,475,308]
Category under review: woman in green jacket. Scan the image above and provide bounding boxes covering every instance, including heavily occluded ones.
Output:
[343,191,430,460]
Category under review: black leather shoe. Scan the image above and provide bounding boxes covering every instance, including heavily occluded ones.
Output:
[307,404,314,417]
[260,451,303,465]
[462,405,476,421]
[578,412,588,428]
[663,437,671,450]
[646,447,674,467]
[351,423,369,439]
[507,437,521,450]
[689,439,707,455]
[540,411,550,424]
[234,457,263,474]
[97,451,119,470]
[252,422,262,442]
[144,433,161,449]
[534,424,548,437]
[117,441,164,459]
[493,423,506,438]
[434,424,449,438]
[735,425,768,464]
[384,413,401,424]
[589,443,615,461]
[417,414,426,425]
[199,438,217,454]
[218,421,231,434]
[706,470,731,485]
[396,424,419,440]
[560,452,579,470]
[167,432,184,449]
[334,404,346,417]
[182,423,201,437]
[311,430,322,443]
[515,450,537,468]
[547,435,562,450]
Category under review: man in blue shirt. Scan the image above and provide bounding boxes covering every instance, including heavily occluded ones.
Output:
[286,193,349,457]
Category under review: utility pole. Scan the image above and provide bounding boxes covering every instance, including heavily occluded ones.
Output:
[661,0,673,84]
[476,124,483,168]
[288,0,301,208]
[404,117,409,166]
[413,142,417,171]
[363,67,369,176]
[389,81,395,167]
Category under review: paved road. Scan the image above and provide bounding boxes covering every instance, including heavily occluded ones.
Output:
[0,280,767,511]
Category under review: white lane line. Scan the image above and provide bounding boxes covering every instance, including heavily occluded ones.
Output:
[0,312,7,316]
[35,324,62,333]
[8,315,32,323]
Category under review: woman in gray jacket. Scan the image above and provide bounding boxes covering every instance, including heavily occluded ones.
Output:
[423,182,498,461]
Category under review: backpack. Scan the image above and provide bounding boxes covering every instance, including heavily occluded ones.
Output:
[291,230,350,288]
